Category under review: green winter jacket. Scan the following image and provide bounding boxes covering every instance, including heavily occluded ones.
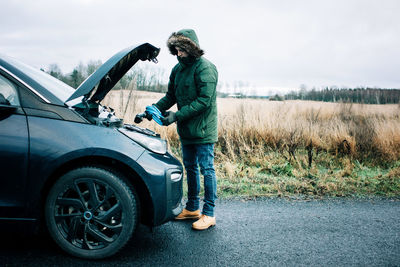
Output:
[155,29,218,145]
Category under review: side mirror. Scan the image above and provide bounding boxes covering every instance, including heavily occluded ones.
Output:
[0,93,16,118]
[0,93,10,105]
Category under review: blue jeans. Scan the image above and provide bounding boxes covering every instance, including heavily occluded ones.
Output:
[182,143,217,217]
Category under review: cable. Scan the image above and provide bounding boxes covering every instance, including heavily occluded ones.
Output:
[145,105,164,126]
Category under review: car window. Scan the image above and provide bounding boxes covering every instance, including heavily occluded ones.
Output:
[3,56,75,103]
[0,75,20,106]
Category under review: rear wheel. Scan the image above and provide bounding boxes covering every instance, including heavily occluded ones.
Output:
[45,167,138,259]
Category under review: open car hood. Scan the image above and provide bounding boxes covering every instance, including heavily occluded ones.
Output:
[65,43,160,103]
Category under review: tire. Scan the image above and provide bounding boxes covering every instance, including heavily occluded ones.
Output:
[45,166,138,259]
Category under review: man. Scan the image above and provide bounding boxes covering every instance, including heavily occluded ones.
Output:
[155,29,218,230]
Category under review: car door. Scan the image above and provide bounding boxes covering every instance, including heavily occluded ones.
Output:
[0,72,29,217]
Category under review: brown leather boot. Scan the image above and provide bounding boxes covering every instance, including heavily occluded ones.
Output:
[192,215,216,230]
[175,208,201,220]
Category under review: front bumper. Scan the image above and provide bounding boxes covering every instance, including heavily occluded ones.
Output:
[136,150,183,226]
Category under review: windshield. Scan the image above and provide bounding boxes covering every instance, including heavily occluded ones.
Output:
[4,56,76,103]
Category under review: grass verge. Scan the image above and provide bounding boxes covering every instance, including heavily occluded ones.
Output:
[171,146,400,199]
[215,150,400,198]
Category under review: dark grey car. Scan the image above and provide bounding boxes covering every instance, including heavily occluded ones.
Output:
[0,43,183,259]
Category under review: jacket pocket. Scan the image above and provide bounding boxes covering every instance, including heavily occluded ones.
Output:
[178,114,205,140]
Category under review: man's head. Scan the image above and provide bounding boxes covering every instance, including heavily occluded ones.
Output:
[167,29,204,58]
[176,47,188,58]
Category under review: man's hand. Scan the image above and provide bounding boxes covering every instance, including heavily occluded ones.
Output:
[161,111,177,126]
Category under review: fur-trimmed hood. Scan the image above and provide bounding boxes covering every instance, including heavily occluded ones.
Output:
[167,29,204,58]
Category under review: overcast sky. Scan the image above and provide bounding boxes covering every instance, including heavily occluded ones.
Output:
[1,0,399,94]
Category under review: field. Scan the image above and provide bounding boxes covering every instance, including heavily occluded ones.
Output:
[103,90,400,198]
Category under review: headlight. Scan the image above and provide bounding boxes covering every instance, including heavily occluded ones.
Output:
[170,172,182,182]
[119,128,167,154]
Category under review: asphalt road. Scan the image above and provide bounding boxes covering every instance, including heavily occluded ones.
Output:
[0,198,399,266]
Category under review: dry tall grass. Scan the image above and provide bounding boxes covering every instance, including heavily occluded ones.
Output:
[218,99,400,163]
[103,90,400,163]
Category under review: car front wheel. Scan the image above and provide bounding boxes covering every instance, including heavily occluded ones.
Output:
[45,166,138,259]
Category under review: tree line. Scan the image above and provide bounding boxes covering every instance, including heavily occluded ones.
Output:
[45,61,400,105]
[284,87,400,104]
[45,60,167,92]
